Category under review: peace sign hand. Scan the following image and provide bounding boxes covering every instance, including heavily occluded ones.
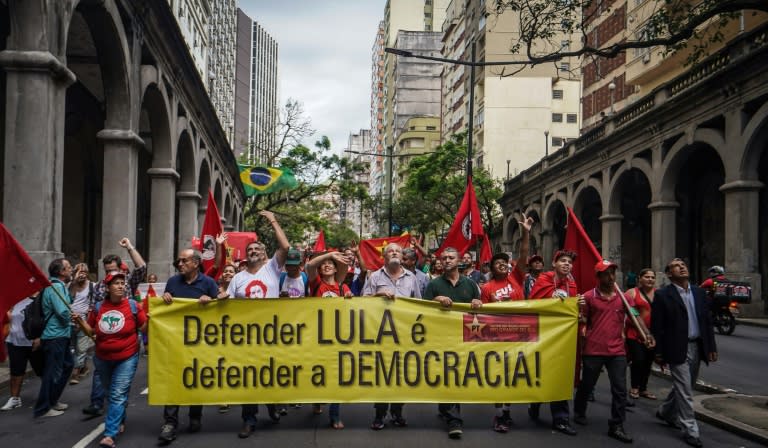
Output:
[518,212,534,233]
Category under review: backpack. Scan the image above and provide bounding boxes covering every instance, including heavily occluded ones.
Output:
[279,271,309,297]
[94,299,140,334]
[22,291,51,340]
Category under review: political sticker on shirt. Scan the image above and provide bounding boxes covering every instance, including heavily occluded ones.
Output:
[99,310,126,334]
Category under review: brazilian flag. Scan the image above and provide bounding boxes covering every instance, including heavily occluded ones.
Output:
[238,164,298,196]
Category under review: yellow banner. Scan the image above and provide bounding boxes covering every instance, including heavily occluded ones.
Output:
[148,297,577,405]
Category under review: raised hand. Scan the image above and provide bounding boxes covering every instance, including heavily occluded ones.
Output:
[518,212,534,233]
[259,210,276,223]
[215,232,228,245]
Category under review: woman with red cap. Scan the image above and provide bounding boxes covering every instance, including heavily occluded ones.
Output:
[82,271,147,448]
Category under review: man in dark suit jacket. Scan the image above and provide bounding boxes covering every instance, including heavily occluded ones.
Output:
[651,258,717,448]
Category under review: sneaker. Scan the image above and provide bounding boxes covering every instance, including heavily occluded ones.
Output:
[290,404,303,409]
[188,418,202,433]
[0,397,21,411]
[371,418,385,430]
[42,409,64,418]
[683,435,703,447]
[268,408,281,423]
[390,414,408,427]
[69,377,80,385]
[82,404,104,416]
[238,424,255,439]
[448,420,463,439]
[608,425,633,443]
[158,424,177,443]
[218,405,230,414]
[278,406,288,416]
[493,415,509,433]
[500,410,513,427]
[573,414,588,425]
[552,419,577,436]
[52,402,68,411]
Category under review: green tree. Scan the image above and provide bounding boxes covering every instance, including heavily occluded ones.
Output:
[391,134,503,241]
[323,222,359,250]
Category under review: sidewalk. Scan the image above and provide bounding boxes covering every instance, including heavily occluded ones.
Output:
[737,317,768,328]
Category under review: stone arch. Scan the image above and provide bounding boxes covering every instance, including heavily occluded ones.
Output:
[224,195,233,230]
[65,0,132,129]
[572,185,603,253]
[175,130,198,254]
[542,195,567,260]
[740,99,768,181]
[214,178,223,212]
[197,159,212,230]
[659,128,726,200]
[663,141,726,281]
[610,167,652,275]
[607,159,653,213]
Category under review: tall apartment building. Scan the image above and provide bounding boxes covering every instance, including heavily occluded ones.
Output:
[583,1,767,130]
[370,21,386,202]
[208,0,237,145]
[233,8,279,163]
[168,0,210,86]
[343,130,373,239]
[441,0,582,180]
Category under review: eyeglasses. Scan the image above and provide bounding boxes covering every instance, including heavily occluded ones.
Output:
[174,257,193,266]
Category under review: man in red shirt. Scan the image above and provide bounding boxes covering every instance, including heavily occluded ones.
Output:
[572,260,654,444]
[480,212,532,305]
[527,249,578,436]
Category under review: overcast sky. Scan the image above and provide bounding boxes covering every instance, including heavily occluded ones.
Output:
[239,1,385,154]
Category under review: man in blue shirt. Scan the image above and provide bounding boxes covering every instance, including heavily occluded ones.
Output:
[33,258,74,418]
[158,248,218,444]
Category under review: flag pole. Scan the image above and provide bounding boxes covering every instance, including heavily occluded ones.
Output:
[614,282,653,346]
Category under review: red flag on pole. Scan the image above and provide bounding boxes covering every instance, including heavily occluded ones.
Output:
[479,233,493,266]
[563,207,603,294]
[358,235,412,270]
[200,190,223,276]
[313,230,326,253]
[436,177,484,257]
[0,223,51,361]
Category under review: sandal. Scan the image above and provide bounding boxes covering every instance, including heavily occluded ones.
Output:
[640,391,657,400]
[330,418,345,430]
[628,389,640,399]
[98,436,116,448]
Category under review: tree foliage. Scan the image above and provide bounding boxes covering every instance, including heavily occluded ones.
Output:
[487,0,767,75]
[390,134,503,241]
[241,101,369,252]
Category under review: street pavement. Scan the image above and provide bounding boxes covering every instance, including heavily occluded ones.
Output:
[0,320,766,447]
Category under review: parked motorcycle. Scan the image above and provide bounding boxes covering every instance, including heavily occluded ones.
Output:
[710,280,751,336]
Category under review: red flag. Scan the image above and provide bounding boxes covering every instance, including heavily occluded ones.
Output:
[436,177,484,257]
[225,232,258,261]
[200,190,223,275]
[313,230,326,253]
[479,233,492,265]
[359,235,411,270]
[563,207,603,294]
[0,223,51,362]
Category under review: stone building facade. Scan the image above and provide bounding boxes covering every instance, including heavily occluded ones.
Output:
[0,0,245,280]
[498,25,768,316]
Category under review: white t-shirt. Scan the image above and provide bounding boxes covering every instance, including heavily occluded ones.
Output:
[227,257,282,298]
[70,281,92,317]
[280,274,307,297]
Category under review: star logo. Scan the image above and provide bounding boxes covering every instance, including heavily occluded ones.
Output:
[464,313,487,338]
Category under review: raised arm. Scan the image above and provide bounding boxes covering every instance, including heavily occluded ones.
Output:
[119,238,146,268]
[515,213,534,272]
[260,211,289,266]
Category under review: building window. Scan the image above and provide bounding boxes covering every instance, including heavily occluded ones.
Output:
[567,113,578,123]
[425,24,432,31]
[552,113,563,123]
[560,62,570,71]
[553,89,564,99]
[426,125,436,130]
[552,137,564,147]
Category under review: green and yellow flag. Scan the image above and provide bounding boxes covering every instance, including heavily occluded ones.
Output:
[238,164,298,196]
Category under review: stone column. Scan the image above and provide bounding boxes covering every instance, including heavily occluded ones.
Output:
[147,168,179,281]
[600,213,624,284]
[197,203,207,235]
[541,229,553,265]
[98,130,143,276]
[719,180,764,316]
[0,50,76,268]
[648,201,678,283]
[177,191,201,253]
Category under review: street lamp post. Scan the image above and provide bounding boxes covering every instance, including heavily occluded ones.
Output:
[608,81,616,115]
[387,145,394,236]
[544,130,549,157]
[506,159,511,180]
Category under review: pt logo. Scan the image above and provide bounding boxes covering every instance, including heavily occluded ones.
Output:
[99,310,126,334]
[461,215,472,240]
[201,235,216,261]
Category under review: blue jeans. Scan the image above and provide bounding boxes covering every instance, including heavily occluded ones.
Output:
[95,353,139,437]
[34,337,74,417]
[90,367,105,408]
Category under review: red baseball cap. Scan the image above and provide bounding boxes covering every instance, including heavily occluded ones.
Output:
[527,254,544,264]
[103,271,126,284]
[552,249,577,262]
[595,259,618,273]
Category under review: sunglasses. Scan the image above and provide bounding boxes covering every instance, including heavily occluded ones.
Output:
[174,257,194,266]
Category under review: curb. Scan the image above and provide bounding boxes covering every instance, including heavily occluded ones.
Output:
[736,318,768,328]
[693,394,768,446]
[650,367,733,394]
